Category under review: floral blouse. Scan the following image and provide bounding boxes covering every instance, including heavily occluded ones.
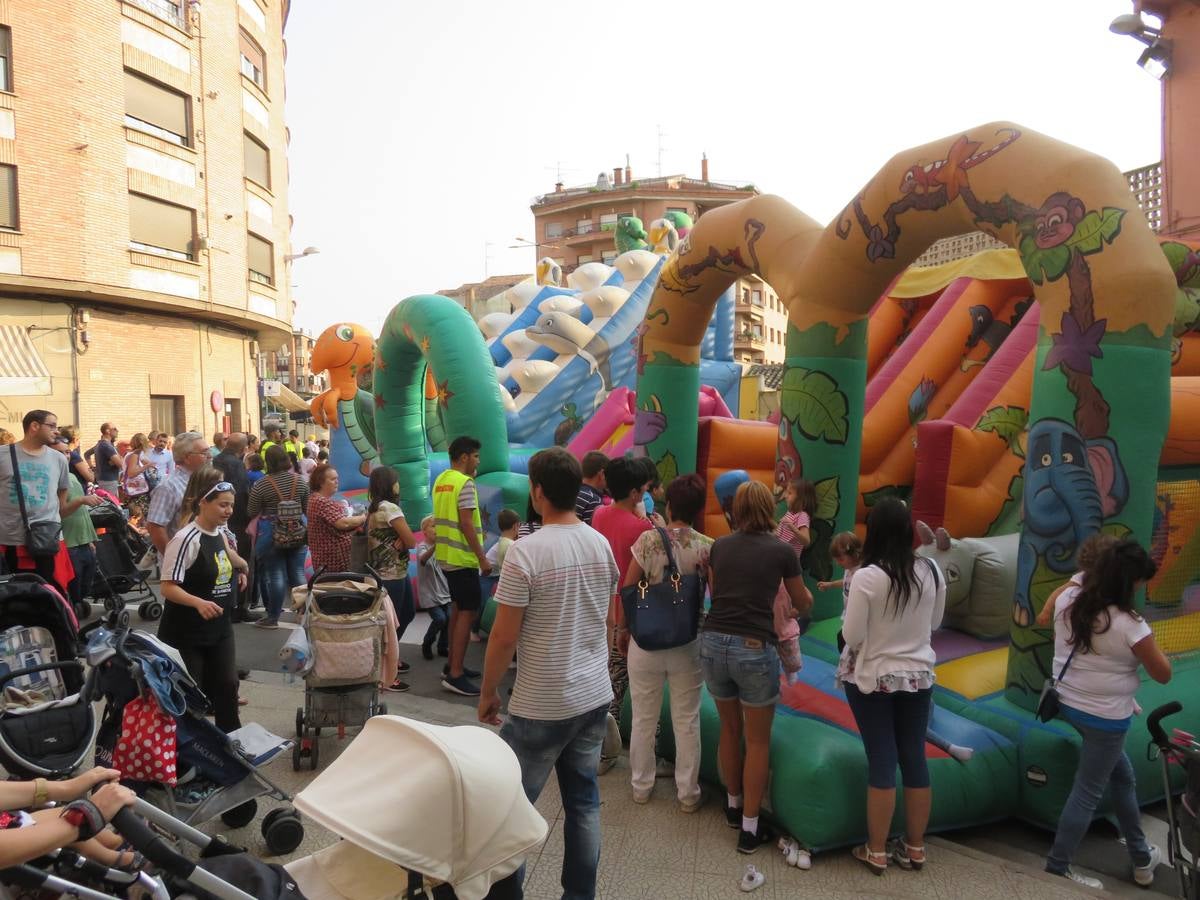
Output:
[629,525,713,586]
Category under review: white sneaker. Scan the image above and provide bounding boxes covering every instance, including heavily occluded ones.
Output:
[739,864,765,892]
[1133,844,1161,886]
[1060,869,1104,890]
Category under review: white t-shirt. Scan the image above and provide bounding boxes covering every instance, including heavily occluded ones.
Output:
[1052,586,1152,720]
[841,560,946,693]
[841,565,860,616]
[494,523,618,721]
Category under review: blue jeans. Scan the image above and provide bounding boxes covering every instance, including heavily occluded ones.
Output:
[423,604,449,653]
[67,544,97,608]
[257,544,307,620]
[699,631,780,707]
[383,578,415,644]
[844,684,932,789]
[1046,715,1152,875]
[500,704,607,900]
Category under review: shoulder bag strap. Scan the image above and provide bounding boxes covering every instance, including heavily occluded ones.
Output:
[923,556,941,587]
[9,444,30,533]
[266,474,284,503]
[655,526,679,575]
[287,474,297,501]
[1055,642,1080,683]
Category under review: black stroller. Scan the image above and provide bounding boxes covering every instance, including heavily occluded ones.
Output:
[88,497,159,621]
[84,615,304,856]
[1149,702,1200,899]
[0,573,97,779]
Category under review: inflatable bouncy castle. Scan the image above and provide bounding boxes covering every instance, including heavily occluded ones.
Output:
[310,121,1200,853]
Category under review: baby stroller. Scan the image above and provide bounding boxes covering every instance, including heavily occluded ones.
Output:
[1149,702,1200,899]
[85,614,305,856]
[0,573,97,778]
[89,496,158,620]
[291,569,390,771]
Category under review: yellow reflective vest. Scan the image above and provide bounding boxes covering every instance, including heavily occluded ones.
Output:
[433,468,481,569]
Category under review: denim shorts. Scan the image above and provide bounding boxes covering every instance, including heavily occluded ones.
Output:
[699,631,780,708]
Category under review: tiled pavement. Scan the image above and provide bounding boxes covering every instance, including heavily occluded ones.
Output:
[216,672,1106,899]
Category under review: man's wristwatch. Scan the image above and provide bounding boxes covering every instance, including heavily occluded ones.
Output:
[60,800,105,842]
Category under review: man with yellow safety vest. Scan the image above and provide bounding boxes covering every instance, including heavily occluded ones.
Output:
[433,436,492,697]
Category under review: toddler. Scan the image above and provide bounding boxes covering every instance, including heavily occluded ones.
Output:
[774,479,816,674]
[416,516,452,660]
[818,531,864,652]
[485,509,520,572]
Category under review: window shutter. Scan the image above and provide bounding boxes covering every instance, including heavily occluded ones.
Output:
[129,193,194,256]
[243,132,270,187]
[124,71,188,142]
[247,233,273,283]
[0,166,16,229]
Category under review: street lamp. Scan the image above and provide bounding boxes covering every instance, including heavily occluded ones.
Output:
[284,246,320,262]
[1109,12,1171,79]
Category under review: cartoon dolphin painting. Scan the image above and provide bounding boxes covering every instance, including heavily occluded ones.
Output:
[526,312,617,394]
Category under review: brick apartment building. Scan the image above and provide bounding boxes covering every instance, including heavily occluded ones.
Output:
[0,0,296,442]
[530,156,757,272]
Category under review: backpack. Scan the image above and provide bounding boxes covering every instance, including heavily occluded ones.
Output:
[268,475,306,549]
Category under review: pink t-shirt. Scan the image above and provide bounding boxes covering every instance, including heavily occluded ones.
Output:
[776,511,811,556]
[590,503,653,586]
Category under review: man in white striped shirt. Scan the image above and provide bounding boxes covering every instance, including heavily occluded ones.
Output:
[480,447,618,900]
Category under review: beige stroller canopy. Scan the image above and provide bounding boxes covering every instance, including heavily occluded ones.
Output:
[289,715,547,900]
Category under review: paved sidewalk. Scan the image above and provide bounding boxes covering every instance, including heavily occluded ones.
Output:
[219,672,1108,899]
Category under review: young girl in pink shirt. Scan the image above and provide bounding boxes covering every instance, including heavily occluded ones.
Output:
[774,479,816,673]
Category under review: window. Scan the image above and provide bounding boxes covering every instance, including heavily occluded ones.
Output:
[576,218,593,234]
[545,221,563,239]
[128,0,186,29]
[243,132,270,188]
[599,213,618,226]
[666,206,688,216]
[601,249,618,263]
[129,192,195,260]
[577,254,594,264]
[751,290,762,306]
[0,165,16,230]
[0,27,11,93]
[247,232,274,285]
[150,395,184,436]
[124,70,189,146]
[238,29,266,92]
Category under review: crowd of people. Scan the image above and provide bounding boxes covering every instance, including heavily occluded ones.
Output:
[0,411,1178,895]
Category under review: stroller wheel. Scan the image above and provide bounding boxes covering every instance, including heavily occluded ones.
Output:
[219,798,258,829]
[261,806,291,835]
[295,707,304,738]
[310,733,320,770]
[143,600,163,620]
[264,813,304,856]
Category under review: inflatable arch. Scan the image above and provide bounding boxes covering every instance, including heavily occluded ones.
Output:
[373,295,517,525]
[635,122,1176,708]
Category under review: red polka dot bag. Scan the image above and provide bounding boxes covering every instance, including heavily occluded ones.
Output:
[110,693,178,785]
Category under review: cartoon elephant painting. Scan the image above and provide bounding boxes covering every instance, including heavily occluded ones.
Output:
[1012,417,1129,625]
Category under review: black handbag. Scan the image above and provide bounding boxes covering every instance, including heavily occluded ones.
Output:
[1036,642,1079,723]
[619,527,704,651]
[9,444,62,556]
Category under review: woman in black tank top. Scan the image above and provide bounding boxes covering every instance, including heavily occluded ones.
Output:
[159,469,249,732]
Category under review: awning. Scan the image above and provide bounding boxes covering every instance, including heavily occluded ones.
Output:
[274,382,311,414]
[0,325,51,396]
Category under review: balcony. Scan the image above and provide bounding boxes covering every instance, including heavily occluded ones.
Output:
[545,221,618,245]
[125,0,188,30]
[736,330,766,349]
[1125,162,1163,233]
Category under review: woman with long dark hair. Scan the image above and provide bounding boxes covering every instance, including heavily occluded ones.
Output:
[836,497,945,875]
[1044,539,1171,890]
[366,466,417,691]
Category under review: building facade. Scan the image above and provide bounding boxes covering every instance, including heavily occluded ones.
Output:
[734,273,788,364]
[530,159,757,273]
[0,0,295,441]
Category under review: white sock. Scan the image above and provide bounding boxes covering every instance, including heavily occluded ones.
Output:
[742,814,759,835]
[948,743,974,762]
[728,793,743,810]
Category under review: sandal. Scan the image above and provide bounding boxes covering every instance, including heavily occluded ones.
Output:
[890,839,925,871]
[852,844,888,876]
[115,849,145,871]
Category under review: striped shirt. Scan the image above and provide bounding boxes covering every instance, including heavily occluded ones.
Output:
[495,523,618,721]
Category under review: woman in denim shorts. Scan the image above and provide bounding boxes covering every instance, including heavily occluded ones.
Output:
[702,480,811,854]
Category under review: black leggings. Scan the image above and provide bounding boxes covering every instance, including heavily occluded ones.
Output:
[176,632,241,733]
[844,684,932,790]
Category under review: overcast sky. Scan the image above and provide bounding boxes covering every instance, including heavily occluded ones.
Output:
[282,0,1163,336]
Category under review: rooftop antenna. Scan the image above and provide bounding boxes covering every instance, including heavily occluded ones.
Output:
[656,124,669,177]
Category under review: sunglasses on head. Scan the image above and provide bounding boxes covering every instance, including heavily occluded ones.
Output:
[203,481,234,500]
